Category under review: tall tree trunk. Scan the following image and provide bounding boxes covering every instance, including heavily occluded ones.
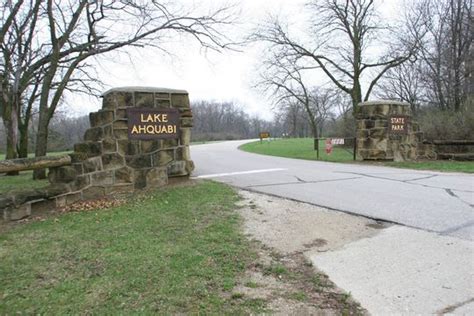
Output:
[33,110,50,179]
[2,102,19,175]
[18,122,29,158]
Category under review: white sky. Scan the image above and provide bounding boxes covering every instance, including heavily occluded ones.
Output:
[66,0,402,121]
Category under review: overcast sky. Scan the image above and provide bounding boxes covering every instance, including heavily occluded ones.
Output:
[66,0,402,120]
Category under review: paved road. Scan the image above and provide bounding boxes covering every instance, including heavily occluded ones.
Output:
[191,140,474,241]
[191,140,474,314]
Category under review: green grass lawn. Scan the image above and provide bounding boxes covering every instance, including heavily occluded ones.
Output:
[239,138,473,173]
[0,181,264,314]
[239,138,354,163]
[384,161,474,173]
[0,151,72,194]
[0,171,49,193]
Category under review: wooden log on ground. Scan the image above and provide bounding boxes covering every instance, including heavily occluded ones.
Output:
[0,155,71,173]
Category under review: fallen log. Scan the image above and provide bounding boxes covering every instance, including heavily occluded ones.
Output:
[0,155,71,173]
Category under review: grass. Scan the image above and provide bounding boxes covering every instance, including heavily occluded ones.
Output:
[384,160,474,173]
[0,151,72,194]
[0,171,49,193]
[240,138,473,173]
[0,181,264,314]
[240,138,354,163]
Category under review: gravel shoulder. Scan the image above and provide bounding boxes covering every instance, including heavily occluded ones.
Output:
[234,189,391,314]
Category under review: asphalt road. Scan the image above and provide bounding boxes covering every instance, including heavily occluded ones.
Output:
[191,140,474,314]
[191,140,474,241]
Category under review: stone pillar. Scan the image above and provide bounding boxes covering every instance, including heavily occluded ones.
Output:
[355,101,428,161]
[49,86,195,200]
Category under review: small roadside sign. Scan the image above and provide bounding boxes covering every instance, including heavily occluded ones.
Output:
[259,132,270,142]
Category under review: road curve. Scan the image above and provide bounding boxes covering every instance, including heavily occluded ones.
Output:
[191,140,474,241]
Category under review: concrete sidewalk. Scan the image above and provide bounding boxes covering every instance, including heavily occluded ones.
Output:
[311,225,474,315]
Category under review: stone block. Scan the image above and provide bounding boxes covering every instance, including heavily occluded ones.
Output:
[48,166,77,183]
[30,198,56,214]
[135,92,154,107]
[156,99,170,108]
[146,168,168,188]
[103,125,113,138]
[102,153,124,170]
[154,150,174,167]
[180,128,191,145]
[0,196,13,209]
[357,119,375,129]
[102,138,117,153]
[55,195,67,208]
[156,92,170,99]
[133,169,149,189]
[185,160,195,173]
[90,170,114,186]
[117,140,140,156]
[175,147,192,161]
[163,139,178,148]
[74,142,103,157]
[140,140,162,153]
[369,128,386,139]
[72,163,84,175]
[374,120,388,128]
[83,157,103,173]
[180,117,193,128]
[4,204,31,220]
[65,192,82,204]
[126,154,152,169]
[89,110,114,127]
[82,186,106,200]
[7,189,48,206]
[105,184,134,195]
[178,109,193,118]
[373,104,390,116]
[115,108,127,119]
[84,127,104,142]
[357,129,369,138]
[113,120,128,130]
[167,161,187,177]
[69,152,87,163]
[43,184,71,197]
[113,129,128,140]
[102,94,116,109]
[71,175,90,191]
[114,92,134,108]
[115,167,133,184]
[171,94,190,108]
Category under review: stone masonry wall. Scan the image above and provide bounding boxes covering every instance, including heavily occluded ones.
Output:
[2,87,195,221]
[48,87,194,202]
[356,101,436,161]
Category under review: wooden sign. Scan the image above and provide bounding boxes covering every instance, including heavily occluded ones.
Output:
[259,132,270,139]
[127,108,180,140]
[389,115,408,134]
[331,138,345,145]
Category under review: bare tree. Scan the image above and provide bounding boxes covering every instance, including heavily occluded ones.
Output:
[253,0,421,111]
[376,61,426,115]
[1,0,236,178]
[417,0,472,111]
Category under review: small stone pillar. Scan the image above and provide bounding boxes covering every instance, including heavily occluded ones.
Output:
[355,101,428,161]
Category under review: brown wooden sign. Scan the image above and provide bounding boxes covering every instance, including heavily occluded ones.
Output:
[259,132,270,139]
[389,115,408,134]
[127,108,180,140]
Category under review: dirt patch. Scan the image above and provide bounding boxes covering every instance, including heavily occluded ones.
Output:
[235,189,391,314]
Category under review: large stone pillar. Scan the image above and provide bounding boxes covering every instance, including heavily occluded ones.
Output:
[49,86,195,201]
[355,101,426,161]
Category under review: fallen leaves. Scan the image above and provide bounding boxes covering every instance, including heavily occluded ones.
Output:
[59,198,125,213]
